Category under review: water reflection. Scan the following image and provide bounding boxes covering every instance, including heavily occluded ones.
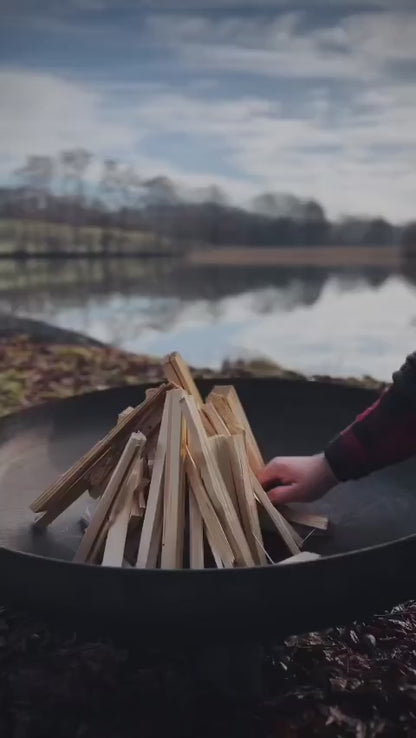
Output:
[1,258,415,381]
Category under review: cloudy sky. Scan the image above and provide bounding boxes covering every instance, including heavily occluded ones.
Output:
[1,0,415,221]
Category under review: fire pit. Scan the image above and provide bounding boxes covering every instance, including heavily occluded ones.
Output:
[1,376,416,643]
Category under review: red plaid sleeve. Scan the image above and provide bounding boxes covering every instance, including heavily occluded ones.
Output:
[324,385,416,481]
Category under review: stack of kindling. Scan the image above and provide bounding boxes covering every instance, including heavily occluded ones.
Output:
[30,353,328,568]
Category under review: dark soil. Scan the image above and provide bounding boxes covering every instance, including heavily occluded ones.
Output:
[1,602,416,737]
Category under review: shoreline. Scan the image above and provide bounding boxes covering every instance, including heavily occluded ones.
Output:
[0,317,386,417]
[186,245,402,268]
[0,245,405,269]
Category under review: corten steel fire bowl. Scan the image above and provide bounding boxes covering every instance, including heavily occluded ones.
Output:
[1,377,416,644]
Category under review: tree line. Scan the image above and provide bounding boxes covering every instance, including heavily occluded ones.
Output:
[0,149,415,253]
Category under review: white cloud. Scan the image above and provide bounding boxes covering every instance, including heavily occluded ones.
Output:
[1,4,416,221]
[132,84,416,220]
[0,70,138,167]
[145,10,416,80]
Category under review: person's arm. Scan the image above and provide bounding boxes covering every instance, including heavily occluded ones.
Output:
[258,351,416,504]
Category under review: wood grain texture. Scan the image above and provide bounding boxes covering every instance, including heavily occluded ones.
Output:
[161,389,185,569]
[74,433,145,564]
[181,395,254,567]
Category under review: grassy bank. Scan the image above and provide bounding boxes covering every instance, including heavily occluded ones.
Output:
[0,218,171,257]
[0,336,385,418]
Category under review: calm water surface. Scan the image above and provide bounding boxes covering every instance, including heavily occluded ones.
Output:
[1,257,415,382]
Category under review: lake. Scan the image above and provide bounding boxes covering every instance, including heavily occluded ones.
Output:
[1,256,416,382]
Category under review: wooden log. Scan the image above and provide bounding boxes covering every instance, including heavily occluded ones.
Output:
[205,392,244,436]
[181,395,254,567]
[185,452,234,568]
[136,393,170,568]
[163,352,203,407]
[161,389,186,569]
[74,433,145,564]
[250,471,300,556]
[31,383,169,514]
[102,452,145,567]
[225,435,267,566]
[189,483,204,569]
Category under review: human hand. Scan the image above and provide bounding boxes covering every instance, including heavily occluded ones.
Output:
[258,453,338,504]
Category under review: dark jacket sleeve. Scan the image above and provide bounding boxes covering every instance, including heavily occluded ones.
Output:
[324,352,416,481]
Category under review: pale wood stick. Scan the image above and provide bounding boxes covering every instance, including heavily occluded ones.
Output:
[87,455,146,568]
[257,500,303,549]
[88,446,120,500]
[209,544,224,569]
[117,407,134,424]
[88,469,112,501]
[225,434,267,566]
[250,471,300,556]
[145,426,160,463]
[102,453,145,567]
[279,505,329,531]
[278,551,321,565]
[189,484,204,569]
[199,407,216,436]
[161,389,186,569]
[130,495,142,527]
[208,386,264,474]
[147,514,162,568]
[202,390,304,550]
[86,518,110,564]
[178,416,187,566]
[205,392,245,436]
[74,433,144,564]
[208,435,238,512]
[213,385,264,472]
[136,393,170,568]
[202,402,231,436]
[36,447,117,526]
[204,396,303,546]
[31,383,169,513]
[185,452,234,568]
[34,478,88,528]
[163,352,203,407]
[181,395,254,566]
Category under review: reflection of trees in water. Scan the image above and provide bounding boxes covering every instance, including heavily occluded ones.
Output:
[0,258,394,318]
[399,254,416,289]
[169,264,392,308]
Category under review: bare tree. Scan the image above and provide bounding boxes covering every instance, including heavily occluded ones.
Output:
[14,155,54,209]
[59,149,92,250]
[99,159,122,209]
[13,155,54,253]
[60,148,93,202]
